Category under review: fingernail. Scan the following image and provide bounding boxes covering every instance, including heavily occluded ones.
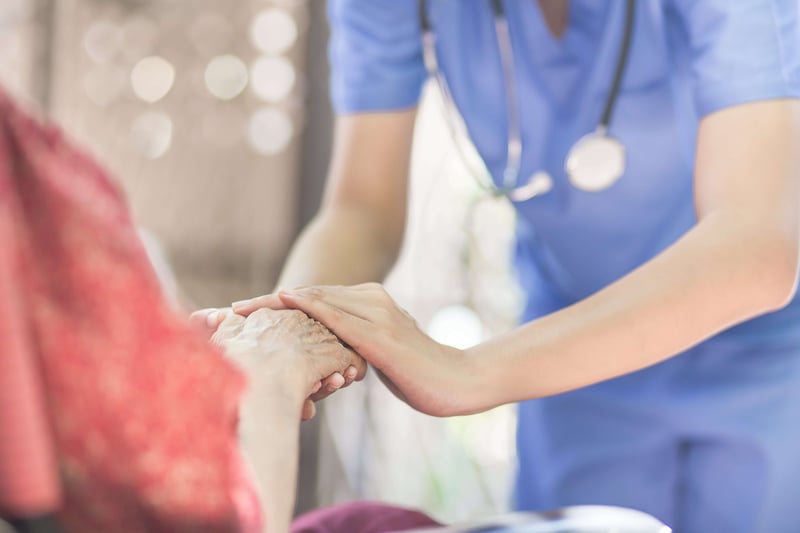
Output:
[231,300,250,310]
[205,311,219,328]
[327,373,345,390]
[345,366,357,380]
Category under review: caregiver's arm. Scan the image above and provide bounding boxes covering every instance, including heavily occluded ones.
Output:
[275,111,416,289]
[268,99,800,417]
[474,99,800,406]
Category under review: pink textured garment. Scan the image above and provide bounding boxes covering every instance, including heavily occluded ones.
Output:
[0,89,262,532]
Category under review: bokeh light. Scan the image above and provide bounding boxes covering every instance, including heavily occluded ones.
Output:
[249,8,298,55]
[204,55,249,101]
[247,108,293,155]
[131,55,175,103]
[131,111,173,159]
[427,304,484,349]
[250,56,295,102]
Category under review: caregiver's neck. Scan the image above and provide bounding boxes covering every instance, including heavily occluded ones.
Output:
[537,0,569,38]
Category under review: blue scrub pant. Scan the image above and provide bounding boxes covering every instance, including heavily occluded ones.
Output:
[513,333,800,533]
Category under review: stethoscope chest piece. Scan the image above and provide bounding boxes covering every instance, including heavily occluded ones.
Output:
[565,128,626,192]
[419,0,635,199]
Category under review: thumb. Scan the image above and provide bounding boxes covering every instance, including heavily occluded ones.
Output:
[189,307,229,339]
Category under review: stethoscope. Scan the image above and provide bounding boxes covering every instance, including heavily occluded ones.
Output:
[419,0,636,201]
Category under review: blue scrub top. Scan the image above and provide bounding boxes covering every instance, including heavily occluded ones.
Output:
[328,0,800,341]
[328,1,800,520]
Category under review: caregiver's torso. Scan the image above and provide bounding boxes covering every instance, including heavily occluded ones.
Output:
[428,0,800,342]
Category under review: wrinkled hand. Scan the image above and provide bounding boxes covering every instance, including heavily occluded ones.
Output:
[201,308,367,420]
[232,283,483,417]
[191,306,362,411]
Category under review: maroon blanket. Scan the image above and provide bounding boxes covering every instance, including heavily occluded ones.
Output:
[0,89,260,531]
[292,501,441,533]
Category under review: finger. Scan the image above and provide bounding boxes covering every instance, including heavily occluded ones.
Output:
[323,372,345,391]
[231,293,288,316]
[218,311,243,328]
[213,307,234,326]
[343,350,368,382]
[210,312,245,344]
[309,372,345,402]
[309,389,334,403]
[189,308,216,329]
[279,291,378,358]
[349,282,383,291]
[279,286,381,322]
[301,399,316,421]
[328,364,363,390]
[343,365,359,386]
[189,308,229,338]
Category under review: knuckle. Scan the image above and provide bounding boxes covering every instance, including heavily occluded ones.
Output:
[303,287,324,298]
[249,308,271,320]
[287,309,307,320]
[220,312,243,328]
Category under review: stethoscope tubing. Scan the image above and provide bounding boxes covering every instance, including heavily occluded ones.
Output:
[418,0,636,198]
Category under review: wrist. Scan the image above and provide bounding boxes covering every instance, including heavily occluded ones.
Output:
[244,352,308,406]
[461,343,504,413]
[427,344,498,416]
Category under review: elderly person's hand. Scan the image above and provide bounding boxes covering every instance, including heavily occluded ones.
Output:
[209,308,367,419]
[232,285,477,417]
[208,308,365,532]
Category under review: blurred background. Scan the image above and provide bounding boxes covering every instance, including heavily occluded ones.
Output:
[1,0,525,524]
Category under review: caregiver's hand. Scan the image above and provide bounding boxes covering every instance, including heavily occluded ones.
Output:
[233,284,486,417]
[211,308,367,419]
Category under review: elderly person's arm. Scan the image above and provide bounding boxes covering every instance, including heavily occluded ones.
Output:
[212,309,366,533]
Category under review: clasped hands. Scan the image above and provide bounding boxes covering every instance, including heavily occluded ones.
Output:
[192,305,366,420]
[193,283,488,419]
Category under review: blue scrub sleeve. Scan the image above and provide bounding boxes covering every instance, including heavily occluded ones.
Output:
[328,0,428,113]
[671,0,800,116]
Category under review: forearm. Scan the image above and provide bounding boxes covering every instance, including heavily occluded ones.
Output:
[276,206,401,290]
[473,212,798,407]
[239,372,305,533]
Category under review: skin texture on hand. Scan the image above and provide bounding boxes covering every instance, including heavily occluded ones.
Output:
[191,307,365,419]
[210,308,367,399]
[208,308,365,533]
[232,284,482,417]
